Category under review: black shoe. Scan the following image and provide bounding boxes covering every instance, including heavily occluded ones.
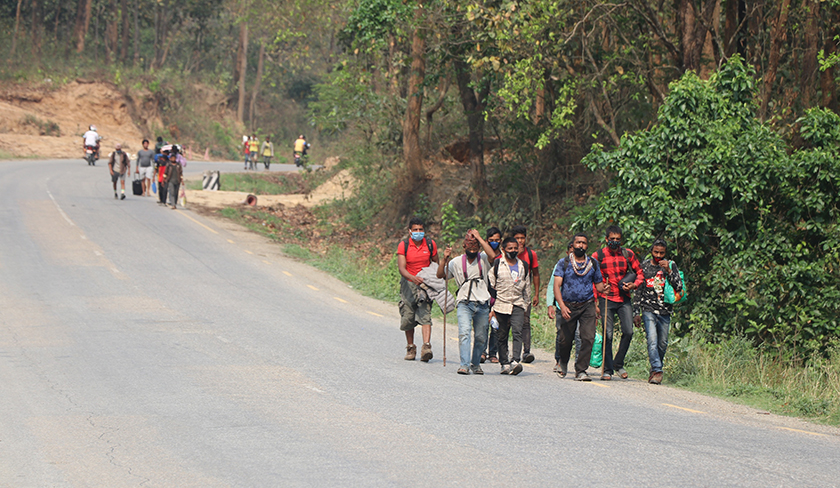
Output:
[114,193,118,199]
[120,194,126,200]
[523,352,535,363]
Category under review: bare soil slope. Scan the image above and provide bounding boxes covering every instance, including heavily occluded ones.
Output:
[0,81,145,159]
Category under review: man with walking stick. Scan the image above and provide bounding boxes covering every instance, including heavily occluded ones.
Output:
[552,234,605,381]
[437,230,495,375]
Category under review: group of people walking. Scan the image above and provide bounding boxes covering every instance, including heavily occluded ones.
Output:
[397,218,683,384]
[103,136,187,210]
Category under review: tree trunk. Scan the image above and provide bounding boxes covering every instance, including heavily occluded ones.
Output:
[74,0,93,53]
[133,0,139,66]
[402,5,426,182]
[105,0,118,64]
[758,0,791,120]
[723,0,747,58]
[120,0,130,63]
[425,76,449,150]
[248,41,265,131]
[31,0,43,57]
[237,22,249,123]
[454,58,490,205]
[799,0,820,108]
[10,0,23,58]
[821,9,839,112]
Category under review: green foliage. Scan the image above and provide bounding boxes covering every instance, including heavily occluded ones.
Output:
[574,56,840,356]
[342,0,412,51]
[439,201,476,246]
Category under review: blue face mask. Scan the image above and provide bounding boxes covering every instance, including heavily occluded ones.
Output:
[489,241,500,250]
[411,231,424,241]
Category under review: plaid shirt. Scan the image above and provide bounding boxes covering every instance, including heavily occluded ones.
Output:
[592,247,644,303]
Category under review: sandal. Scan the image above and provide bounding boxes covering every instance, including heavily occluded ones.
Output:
[480,353,487,364]
[601,373,612,381]
[488,356,499,364]
[457,367,469,375]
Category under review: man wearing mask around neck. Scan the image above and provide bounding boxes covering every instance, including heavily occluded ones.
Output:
[397,216,439,362]
[108,143,131,200]
[437,230,495,374]
[634,239,683,384]
[511,225,540,364]
[482,227,502,364]
[553,234,605,380]
[490,237,531,375]
[593,225,644,380]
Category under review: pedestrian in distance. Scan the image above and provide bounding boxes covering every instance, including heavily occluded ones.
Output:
[155,148,169,205]
[592,225,644,380]
[489,237,531,375]
[553,234,606,381]
[511,225,540,364]
[261,136,274,169]
[242,135,250,170]
[135,139,155,196]
[634,239,683,384]
[482,226,502,364]
[248,134,260,170]
[163,152,183,210]
[108,143,130,200]
[437,229,496,375]
[397,216,439,362]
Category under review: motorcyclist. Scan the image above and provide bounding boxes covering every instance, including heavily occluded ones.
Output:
[293,135,310,167]
[82,125,102,160]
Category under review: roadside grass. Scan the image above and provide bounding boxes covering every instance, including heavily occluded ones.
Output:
[216,205,840,427]
[187,169,335,194]
[0,149,42,160]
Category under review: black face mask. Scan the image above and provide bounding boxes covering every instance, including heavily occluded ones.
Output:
[505,251,518,260]
[465,251,478,260]
[573,247,586,257]
[607,240,621,250]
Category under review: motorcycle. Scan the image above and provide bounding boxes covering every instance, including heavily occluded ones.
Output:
[84,145,98,166]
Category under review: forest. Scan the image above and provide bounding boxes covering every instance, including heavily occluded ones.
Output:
[2,0,839,360]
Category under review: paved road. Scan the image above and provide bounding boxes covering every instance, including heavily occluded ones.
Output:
[1,159,839,487]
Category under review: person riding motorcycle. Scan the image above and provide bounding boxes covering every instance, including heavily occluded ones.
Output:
[82,125,102,162]
[293,135,310,167]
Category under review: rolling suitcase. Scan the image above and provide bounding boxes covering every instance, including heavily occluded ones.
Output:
[132,174,143,196]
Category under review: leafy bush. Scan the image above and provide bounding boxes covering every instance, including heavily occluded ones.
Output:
[575,55,840,357]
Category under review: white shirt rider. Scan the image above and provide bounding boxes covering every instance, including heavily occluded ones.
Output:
[83,130,101,147]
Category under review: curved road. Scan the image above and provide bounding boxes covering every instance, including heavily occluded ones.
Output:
[1,159,839,487]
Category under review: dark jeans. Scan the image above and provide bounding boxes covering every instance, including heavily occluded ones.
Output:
[158,180,168,204]
[522,303,532,354]
[554,322,582,363]
[600,297,634,374]
[486,319,498,357]
[167,181,180,207]
[495,306,525,365]
[555,301,597,374]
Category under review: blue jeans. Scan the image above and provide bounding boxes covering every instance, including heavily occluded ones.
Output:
[642,311,670,373]
[457,301,490,368]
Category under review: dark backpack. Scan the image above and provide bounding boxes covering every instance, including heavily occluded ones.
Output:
[488,257,530,300]
[401,237,436,262]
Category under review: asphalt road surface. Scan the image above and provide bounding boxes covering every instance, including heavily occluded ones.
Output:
[1,159,839,487]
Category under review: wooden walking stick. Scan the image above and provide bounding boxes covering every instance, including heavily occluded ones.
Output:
[443,272,448,367]
[601,295,608,378]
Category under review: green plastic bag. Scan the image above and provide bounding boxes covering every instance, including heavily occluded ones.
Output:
[590,332,603,368]
[663,262,687,305]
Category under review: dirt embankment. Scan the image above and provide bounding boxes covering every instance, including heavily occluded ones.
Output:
[0,81,149,159]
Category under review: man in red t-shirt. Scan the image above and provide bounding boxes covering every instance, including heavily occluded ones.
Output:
[396,216,439,362]
[512,225,539,364]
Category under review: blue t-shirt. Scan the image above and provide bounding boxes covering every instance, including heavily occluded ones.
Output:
[553,257,603,303]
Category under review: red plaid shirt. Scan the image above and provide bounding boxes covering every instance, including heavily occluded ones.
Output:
[592,247,644,302]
